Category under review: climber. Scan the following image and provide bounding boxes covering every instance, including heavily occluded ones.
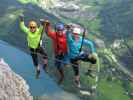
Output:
[43,20,69,84]
[65,25,97,88]
[19,15,48,79]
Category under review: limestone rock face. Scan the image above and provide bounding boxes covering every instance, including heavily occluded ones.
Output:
[0,58,33,100]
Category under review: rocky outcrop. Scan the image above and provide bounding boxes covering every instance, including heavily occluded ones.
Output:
[37,0,97,19]
[0,58,33,100]
[94,38,105,48]
[38,0,56,9]
[111,39,124,49]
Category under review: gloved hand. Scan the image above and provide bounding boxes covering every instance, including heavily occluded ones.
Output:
[88,52,97,64]
[40,19,45,25]
[19,14,24,21]
[65,24,72,30]
[44,20,50,26]
[42,20,50,29]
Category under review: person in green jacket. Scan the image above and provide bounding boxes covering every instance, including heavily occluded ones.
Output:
[19,15,48,79]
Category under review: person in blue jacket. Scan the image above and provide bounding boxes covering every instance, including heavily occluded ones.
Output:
[65,25,97,87]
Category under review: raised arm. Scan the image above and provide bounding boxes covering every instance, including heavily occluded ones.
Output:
[38,25,43,34]
[19,14,29,33]
[65,26,75,43]
[43,20,55,38]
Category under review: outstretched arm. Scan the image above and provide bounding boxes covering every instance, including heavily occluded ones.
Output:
[83,38,98,64]
[83,38,96,53]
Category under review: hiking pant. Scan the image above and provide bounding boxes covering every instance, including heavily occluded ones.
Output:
[77,52,96,64]
[70,58,79,76]
[70,52,97,76]
[55,54,65,70]
[29,47,48,67]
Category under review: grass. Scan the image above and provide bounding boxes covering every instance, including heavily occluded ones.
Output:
[128,82,133,93]
[97,79,131,100]
[17,0,37,4]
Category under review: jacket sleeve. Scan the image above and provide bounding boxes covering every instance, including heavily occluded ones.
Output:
[83,38,96,53]
[20,21,29,34]
[45,24,55,39]
[66,30,74,43]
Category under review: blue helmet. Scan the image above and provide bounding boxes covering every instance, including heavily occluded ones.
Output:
[55,23,64,31]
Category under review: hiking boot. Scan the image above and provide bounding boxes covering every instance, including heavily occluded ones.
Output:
[36,70,40,79]
[74,80,81,88]
[43,65,48,73]
[90,85,97,95]
[58,78,64,85]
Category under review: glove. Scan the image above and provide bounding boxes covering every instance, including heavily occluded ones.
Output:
[88,52,97,64]
[19,14,24,21]
[40,19,45,25]
[65,24,72,30]
[44,20,50,25]
[65,24,71,28]
[43,20,50,29]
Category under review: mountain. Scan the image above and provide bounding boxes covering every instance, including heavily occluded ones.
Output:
[0,58,33,100]
[0,0,133,100]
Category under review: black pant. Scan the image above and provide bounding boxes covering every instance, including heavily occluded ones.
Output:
[30,47,48,67]
[70,58,79,76]
[77,52,97,64]
[71,52,97,76]
[55,54,65,70]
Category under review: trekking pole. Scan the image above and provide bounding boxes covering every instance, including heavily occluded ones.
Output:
[79,27,86,52]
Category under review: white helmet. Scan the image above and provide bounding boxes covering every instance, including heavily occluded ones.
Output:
[73,27,81,34]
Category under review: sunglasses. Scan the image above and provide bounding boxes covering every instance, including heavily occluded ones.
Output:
[30,26,36,29]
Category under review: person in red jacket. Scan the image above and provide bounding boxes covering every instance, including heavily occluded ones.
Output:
[44,20,69,84]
